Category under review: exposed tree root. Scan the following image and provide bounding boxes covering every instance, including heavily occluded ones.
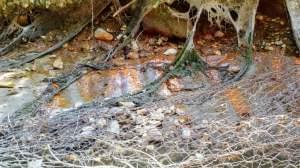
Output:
[0,13,61,56]
[6,0,256,123]
[0,4,111,72]
[101,0,154,62]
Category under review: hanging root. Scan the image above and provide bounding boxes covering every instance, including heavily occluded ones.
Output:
[0,13,61,56]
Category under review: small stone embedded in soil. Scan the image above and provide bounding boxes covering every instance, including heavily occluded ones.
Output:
[94,28,114,41]
[182,127,192,139]
[96,118,107,128]
[177,115,191,125]
[167,78,183,92]
[108,120,120,135]
[214,31,225,38]
[157,83,172,97]
[143,128,163,142]
[118,101,136,108]
[228,65,241,73]
[127,52,139,59]
[150,110,165,121]
[214,50,222,56]
[65,154,79,162]
[164,48,178,56]
[131,41,139,51]
[53,57,64,69]
[256,15,264,21]
[265,46,274,51]
[0,81,15,88]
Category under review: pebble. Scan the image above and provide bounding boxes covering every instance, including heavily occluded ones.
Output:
[163,48,178,56]
[53,57,64,69]
[177,115,191,125]
[118,101,136,108]
[167,78,182,92]
[256,15,264,21]
[214,31,225,38]
[182,127,192,139]
[131,41,139,51]
[127,52,139,59]
[214,50,222,56]
[108,120,120,134]
[96,118,107,128]
[65,154,79,162]
[265,46,274,51]
[94,28,114,41]
[157,83,172,97]
[228,65,241,73]
[80,126,95,136]
[143,128,163,142]
[150,110,165,121]
[0,81,15,88]
[274,40,283,46]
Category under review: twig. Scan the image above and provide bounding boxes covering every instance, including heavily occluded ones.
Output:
[113,0,136,17]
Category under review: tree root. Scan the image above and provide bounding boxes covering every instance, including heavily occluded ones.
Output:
[101,0,153,62]
[0,13,61,56]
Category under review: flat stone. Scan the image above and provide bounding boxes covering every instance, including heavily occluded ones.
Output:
[214,31,225,38]
[228,65,241,73]
[0,81,15,88]
[53,57,64,69]
[95,28,114,41]
[118,101,136,108]
[108,120,120,134]
[127,52,139,59]
[164,48,178,56]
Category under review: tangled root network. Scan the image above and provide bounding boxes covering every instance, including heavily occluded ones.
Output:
[0,0,299,168]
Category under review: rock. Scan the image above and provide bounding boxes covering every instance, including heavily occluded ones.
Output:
[256,15,264,21]
[157,83,172,97]
[131,41,139,51]
[0,81,15,88]
[213,50,222,56]
[167,78,183,92]
[163,48,178,56]
[109,107,124,114]
[94,28,114,41]
[150,110,165,121]
[28,159,43,168]
[108,120,120,134]
[80,126,95,136]
[143,5,189,38]
[265,46,274,51]
[228,65,241,73]
[118,101,136,108]
[219,62,230,68]
[206,55,224,66]
[96,118,107,128]
[214,31,225,38]
[275,40,283,46]
[177,115,191,125]
[65,154,79,162]
[143,128,163,142]
[53,57,64,69]
[137,108,147,115]
[127,52,139,59]
[182,127,192,139]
